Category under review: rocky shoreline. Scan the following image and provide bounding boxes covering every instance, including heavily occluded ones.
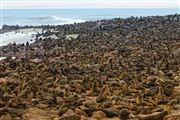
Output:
[0,14,180,120]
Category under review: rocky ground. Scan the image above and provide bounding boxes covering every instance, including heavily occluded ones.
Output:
[0,14,180,120]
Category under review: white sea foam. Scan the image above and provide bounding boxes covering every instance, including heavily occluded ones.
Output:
[0,29,41,46]
[52,16,85,24]
[0,16,85,46]
[1,16,86,27]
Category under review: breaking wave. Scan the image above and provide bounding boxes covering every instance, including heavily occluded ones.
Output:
[36,16,85,24]
[1,16,86,28]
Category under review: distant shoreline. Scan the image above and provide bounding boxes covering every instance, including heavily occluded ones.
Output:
[1,8,179,30]
[1,13,179,33]
[0,14,179,47]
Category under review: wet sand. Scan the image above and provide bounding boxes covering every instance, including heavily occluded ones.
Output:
[0,28,42,46]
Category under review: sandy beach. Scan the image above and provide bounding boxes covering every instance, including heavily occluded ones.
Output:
[0,28,42,46]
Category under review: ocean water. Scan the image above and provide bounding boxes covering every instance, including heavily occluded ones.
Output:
[0,8,179,28]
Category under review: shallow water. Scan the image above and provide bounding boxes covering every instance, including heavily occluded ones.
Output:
[0,57,7,61]
[0,30,38,46]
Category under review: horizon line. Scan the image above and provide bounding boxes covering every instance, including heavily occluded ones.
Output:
[2,0,179,9]
[2,7,180,9]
